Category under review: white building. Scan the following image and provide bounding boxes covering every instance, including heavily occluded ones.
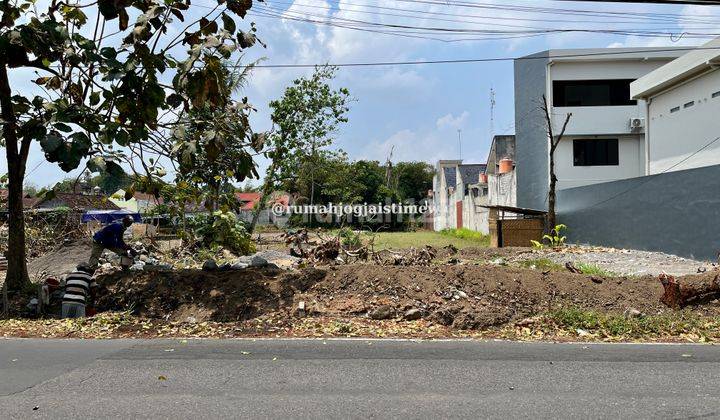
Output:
[630,37,720,175]
[431,160,485,231]
[432,160,461,231]
[514,47,687,211]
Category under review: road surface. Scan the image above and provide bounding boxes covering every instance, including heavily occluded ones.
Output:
[1,338,719,418]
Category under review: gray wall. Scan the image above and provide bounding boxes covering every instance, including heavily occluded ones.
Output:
[514,52,550,211]
[557,164,720,260]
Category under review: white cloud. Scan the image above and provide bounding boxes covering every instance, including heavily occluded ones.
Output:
[436,111,470,130]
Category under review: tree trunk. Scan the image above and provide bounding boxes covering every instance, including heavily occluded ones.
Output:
[0,62,30,291]
[548,158,557,229]
[659,273,720,309]
[5,170,29,289]
[541,95,571,233]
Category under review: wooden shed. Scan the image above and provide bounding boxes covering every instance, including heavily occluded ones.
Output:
[482,205,546,248]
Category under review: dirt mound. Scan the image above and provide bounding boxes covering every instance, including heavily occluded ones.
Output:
[95,267,327,322]
[27,239,94,281]
[93,262,720,329]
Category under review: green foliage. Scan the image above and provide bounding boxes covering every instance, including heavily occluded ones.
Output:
[393,162,435,202]
[530,240,544,250]
[265,66,351,201]
[360,230,489,251]
[575,262,616,277]
[3,0,257,175]
[0,0,259,286]
[187,210,255,255]
[548,307,706,338]
[440,228,490,244]
[543,224,567,247]
[338,227,362,249]
[171,60,265,210]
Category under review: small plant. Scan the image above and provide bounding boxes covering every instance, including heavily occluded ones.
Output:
[575,262,615,277]
[338,227,362,249]
[530,240,544,250]
[543,224,567,247]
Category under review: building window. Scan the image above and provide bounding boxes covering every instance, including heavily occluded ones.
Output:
[670,106,680,113]
[684,101,695,108]
[573,139,619,166]
[553,79,637,107]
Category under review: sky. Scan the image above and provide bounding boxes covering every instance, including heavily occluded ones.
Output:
[5,0,720,188]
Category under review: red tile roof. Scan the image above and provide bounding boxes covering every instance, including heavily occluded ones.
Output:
[235,192,261,210]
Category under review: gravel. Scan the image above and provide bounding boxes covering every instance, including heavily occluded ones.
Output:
[533,245,716,277]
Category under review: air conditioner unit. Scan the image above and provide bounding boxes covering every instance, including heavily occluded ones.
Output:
[630,118,645,130]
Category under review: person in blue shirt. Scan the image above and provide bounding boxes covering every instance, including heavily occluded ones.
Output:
[88,215,136,268]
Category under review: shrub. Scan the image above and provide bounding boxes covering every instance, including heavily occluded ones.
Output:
[186,210,255,255]
[338,227,362,249]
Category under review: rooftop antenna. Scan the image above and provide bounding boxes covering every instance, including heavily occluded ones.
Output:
[457,129,462,160]
[489,87,496,140]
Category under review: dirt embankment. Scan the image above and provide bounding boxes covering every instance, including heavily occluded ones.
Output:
[94,262,720,330]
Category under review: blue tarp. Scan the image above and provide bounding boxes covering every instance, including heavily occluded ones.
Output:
[81,210,142,224]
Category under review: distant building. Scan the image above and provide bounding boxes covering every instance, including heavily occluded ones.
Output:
[235,192,261,211]
[431,161,486,231]
[0,189,41,210]
[110,190,163,213]
[34,192,120,211]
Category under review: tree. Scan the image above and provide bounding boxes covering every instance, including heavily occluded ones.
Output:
[394,162,434,203]
[0,0,259,290]
[250,65,350,232]
[540,95,572,230]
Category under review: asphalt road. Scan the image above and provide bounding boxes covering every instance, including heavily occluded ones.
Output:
[1,338,719,419]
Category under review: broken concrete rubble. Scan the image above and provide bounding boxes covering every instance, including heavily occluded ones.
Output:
[368,305,395,320]
[403,308,423,320]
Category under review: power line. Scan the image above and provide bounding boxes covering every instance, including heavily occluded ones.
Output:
[255,2,720,35]
[248,1,720,44]
[227,45,720,68]
[553,0,720,4]
[263,0,720,26]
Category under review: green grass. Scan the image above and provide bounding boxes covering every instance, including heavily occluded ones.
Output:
[548,307,707,339]
[575,262,616,277]
[360,230,489,250]
[518,258,565,272]
[439,228,489,243]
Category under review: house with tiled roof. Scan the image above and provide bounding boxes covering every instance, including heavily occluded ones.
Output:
[34,192,120,211]
[235,192,261,211]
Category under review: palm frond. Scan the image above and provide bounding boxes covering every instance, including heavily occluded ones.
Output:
[226,55,268,94]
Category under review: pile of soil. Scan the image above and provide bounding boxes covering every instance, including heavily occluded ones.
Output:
[93,262,720,330]
[27,239,94,281]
